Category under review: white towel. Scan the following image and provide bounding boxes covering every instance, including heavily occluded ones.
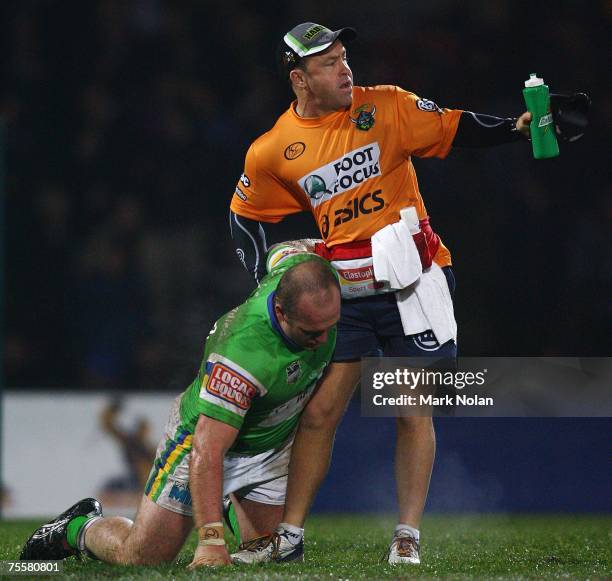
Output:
[396,263,457,345]
[371,220,422,290]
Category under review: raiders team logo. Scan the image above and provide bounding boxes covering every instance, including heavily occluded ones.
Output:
[286,360,302,384]
[350,103,376,131]
[416,99,442,113]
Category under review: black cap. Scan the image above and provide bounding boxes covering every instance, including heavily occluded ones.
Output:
[280,22,357,73]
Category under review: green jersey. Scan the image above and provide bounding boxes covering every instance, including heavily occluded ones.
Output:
[178,249,336,455]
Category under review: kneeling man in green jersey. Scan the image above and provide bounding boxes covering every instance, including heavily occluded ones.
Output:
[20,243,340,569]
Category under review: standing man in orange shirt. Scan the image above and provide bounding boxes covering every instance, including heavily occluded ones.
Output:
[229,22,532,565]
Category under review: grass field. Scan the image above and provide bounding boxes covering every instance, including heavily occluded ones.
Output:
[1,514,610,579]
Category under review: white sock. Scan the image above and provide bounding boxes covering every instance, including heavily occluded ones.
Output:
[395,523,419,541]
[277,522,304,545]
[77,516,103,552]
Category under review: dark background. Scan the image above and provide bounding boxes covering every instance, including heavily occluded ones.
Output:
[1,1,610,512]
[3,0,610,390]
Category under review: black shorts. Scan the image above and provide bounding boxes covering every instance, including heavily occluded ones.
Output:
[333,266,457,362]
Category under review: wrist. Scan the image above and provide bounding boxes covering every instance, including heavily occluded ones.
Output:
[197,522,226,546]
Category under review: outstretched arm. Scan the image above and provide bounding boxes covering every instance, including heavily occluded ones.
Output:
[453,111,531,147]
[454,91,590,147]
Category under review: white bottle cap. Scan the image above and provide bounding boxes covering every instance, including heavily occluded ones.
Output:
[524,73,544,87]
[400,206,420,234]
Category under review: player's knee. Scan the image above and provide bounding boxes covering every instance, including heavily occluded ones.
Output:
[124,545,178,566]
[127,554,160,566]
[396,415,434,435]
[103,521,179,565]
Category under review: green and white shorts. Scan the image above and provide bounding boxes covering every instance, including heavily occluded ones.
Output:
[144,396,292,516]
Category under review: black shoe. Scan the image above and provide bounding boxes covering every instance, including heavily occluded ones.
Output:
[19,498,103,560]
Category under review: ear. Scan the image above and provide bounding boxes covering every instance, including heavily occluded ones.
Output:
[274,300,285,321]
[290,68,306,89]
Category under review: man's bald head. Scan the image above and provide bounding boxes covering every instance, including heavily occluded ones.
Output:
[274,258,341,350]
[276,258,340,320]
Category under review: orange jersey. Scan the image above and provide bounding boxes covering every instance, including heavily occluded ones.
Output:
[230,85,462,266]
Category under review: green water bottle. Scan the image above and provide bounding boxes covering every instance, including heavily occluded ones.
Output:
[523,73,559,159]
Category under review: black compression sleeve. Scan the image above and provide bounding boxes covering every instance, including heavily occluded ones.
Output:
[229,210,268,284]
[453,111,523,147]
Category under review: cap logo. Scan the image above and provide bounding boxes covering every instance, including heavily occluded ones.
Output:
[304,25,326,40]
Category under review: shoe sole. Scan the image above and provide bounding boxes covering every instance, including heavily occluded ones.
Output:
[231,551,304,565]
[276,550,304,563]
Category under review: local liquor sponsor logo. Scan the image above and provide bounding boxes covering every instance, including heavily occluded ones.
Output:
[298,143,382,208]
[206,363,258,410]
[416,98,442,113]
[284,141,306,160]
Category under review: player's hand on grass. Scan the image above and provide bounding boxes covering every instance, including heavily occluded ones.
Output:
[187,544,232,568]
[516,112,532,138]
